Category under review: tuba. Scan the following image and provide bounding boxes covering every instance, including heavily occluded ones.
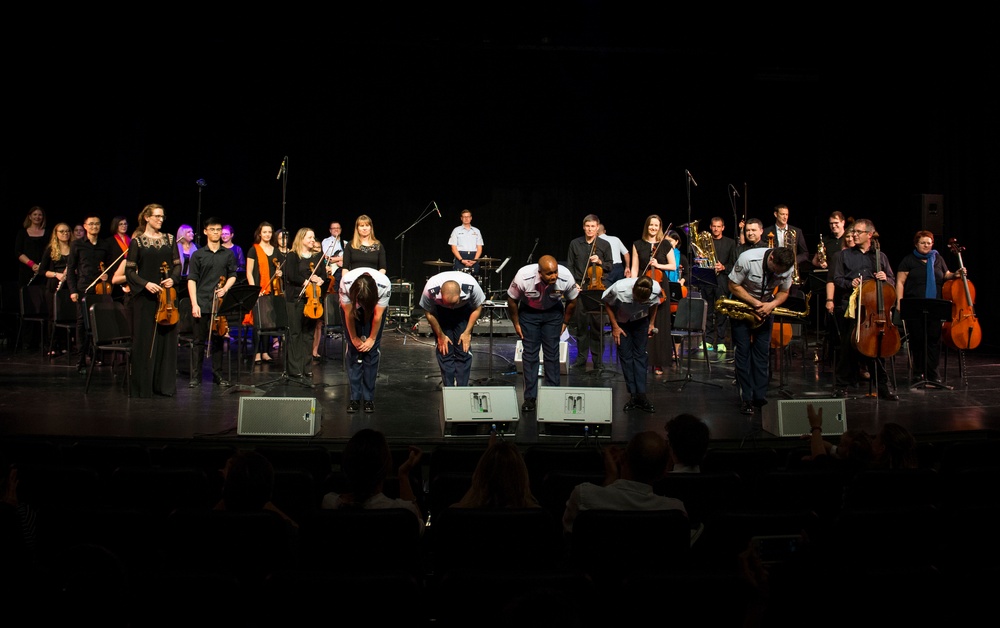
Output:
[689,220,718,272]
[714,296,810,329]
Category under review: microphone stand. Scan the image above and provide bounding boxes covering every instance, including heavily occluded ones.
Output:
[277,157,288,242]
[665,169,721,393]
[393,201,437,284]
[526,237,539,264]
[195,179,207,247]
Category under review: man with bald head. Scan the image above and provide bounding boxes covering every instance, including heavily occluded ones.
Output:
[419,270,486,386]
[507,255,580,412]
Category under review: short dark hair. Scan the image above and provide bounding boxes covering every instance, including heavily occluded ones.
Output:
[632,275,654,302]
[665,414,710,467]
[771,246,795,270]
[203,216,223,229]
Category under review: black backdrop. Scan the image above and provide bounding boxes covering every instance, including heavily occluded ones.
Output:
[5,10,997,339]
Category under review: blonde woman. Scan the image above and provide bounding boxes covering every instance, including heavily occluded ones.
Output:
[176,224,198,281]
[282,227,329,382]
[38,223,72,356]
[342,214,387,274]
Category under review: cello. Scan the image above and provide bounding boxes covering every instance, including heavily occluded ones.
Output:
[852,236,901,359]
[942,238,981,350]
[155,262,179,326]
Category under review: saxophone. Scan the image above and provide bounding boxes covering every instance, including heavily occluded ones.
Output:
[714,296,811,329]
[816,236,827,267]
[689,220,718,271]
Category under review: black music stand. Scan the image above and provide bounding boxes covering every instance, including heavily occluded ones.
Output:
[580,290,617,380]
[471,301,512,386]
[901,298,953,390]
[217,285,260,394]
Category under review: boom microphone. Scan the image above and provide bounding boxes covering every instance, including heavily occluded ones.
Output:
[433,201,441,217]
[685,169,698,187]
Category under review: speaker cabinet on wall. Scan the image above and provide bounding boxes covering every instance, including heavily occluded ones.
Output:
[237,397,322,436]
[764,399,847,437]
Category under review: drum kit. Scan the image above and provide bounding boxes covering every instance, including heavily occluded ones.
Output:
[423,256,506,302]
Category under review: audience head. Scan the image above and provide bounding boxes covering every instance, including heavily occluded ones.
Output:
[836,429,874,467]
[341,428,393,504]
[221,451,276,511]
[456,440,538,509]
[623,431,671,484]
[665,414,710,469]
[872,422,917,469]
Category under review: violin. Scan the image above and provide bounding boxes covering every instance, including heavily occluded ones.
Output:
[942,238,981,350]
[852,237,901,359]
[95,262,112,295]
[584,238,605,291]
[209,276,229,347]
[271,257,284,296]
[304,262,324,319]
[155,262,179,326]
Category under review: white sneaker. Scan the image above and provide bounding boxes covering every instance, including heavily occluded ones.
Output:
[716,343,727,353]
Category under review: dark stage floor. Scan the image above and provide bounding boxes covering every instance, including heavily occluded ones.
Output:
[4,307,1000,455]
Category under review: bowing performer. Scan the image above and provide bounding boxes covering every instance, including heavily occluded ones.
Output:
[602,275,661,413]
[419,270,486,387]
[340,266,393,414]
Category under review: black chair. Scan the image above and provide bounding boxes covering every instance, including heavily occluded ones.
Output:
[296,507,422,575]
[14,285,47,354]
[48,288,76,361]
[569,509,691,588]
[671,296,711,372]
[108,466,213,516]
[701,447,781,487]
[175,297,196,381]
[85,301,133,395]
[321,292,346,367]
[652,471,746,529]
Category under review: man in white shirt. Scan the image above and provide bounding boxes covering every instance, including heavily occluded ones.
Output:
[320,221,345,291]
[598,223,630,284]
[448,209,484,276]
[506,255,579,412]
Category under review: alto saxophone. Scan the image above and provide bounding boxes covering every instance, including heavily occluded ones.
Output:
[714,296,811,329]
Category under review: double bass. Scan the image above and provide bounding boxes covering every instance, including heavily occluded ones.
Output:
[942,238,981,350]
[852,237,901,359]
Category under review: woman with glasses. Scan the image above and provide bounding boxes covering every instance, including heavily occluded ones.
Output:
[38,223,73,356]
[125,204,181,398]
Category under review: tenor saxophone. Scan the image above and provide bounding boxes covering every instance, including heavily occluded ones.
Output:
[714,296,810,329]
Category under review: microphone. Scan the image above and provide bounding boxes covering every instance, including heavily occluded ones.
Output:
[276,156,286,180]
[685,169,698,187]
[195,179,207,187]
[729,183,740,197]
[433,201,441,218]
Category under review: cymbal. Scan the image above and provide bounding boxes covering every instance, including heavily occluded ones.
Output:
[477,257,500,263]
[424,260,452,267]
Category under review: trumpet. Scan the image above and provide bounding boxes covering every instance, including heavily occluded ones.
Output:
[714,296,810,329]
[689,220,718,272]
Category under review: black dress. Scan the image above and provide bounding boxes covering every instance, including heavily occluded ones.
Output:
[632,238,674,370]
[125,233,181,398]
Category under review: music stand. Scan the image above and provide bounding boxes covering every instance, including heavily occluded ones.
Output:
[471,301,511,385]
[664,296,721,392]
[216,285,260,394]
[580,289,616,380]
[901,298,953,390]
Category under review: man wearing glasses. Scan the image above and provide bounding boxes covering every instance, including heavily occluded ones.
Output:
[832,219,899,401]
[66,215,113,374]
[813,211,848,269]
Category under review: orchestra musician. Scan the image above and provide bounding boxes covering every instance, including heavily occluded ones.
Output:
[124,204,180,398]
[37,223,72,356]
[630,214,675,376]
[727,246,796,415]
[246,221,281,364]
[283,228,329,385]
[703,216,738,354]
[449,208,483,276]
[832,219,898,401]
[187,217,237,388]
[66,214,113,374]
[567,214,612,370]
[342,215,386,274]
[895,230,965,385]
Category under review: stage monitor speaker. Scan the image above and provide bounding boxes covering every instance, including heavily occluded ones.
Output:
[440,386,520,437]
[536,386,613,437]
[389,282,413,319]
[514,340,569,375]
[764,398,847,437]
[237,397,322,436]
